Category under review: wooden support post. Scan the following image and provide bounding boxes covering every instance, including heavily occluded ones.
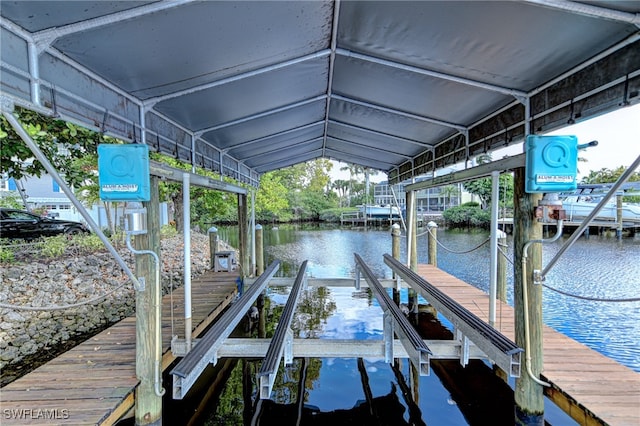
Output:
[427,221,438,267]
[513,168,544,426]
[238,193,249,279]
[256,224,264,276]
[616,193,623,240]
[391,223,401,305]
[208,226,218,270]
[135,176,162,426]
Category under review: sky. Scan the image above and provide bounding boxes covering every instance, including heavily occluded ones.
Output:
[331,103,640,183]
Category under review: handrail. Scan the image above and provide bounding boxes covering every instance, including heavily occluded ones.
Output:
[257,260,308,399]
[171,260,280,399]
[383,254,523,377]
[354,254,431,376]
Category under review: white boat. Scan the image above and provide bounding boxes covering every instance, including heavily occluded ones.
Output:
[562,196,640,223]
[358,205,402,219]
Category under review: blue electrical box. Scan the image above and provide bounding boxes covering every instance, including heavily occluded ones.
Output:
[525,135,578,193]
[98,144,150,201]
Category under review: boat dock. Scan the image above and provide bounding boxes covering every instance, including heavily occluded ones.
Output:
[0,271,238,426]
[498,217,639,237]
[416,263,640,426]
[1,264,638,425]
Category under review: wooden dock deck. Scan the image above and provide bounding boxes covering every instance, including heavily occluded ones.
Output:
[0,271,238,426]
[417,263,640,426]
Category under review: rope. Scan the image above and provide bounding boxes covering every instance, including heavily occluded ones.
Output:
[541,283,640,302]
[0,281,129,311]
[427,227,490,254]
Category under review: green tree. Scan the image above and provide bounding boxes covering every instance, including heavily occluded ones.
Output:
[256,172,290,221]
[581,166,640,184]
[440,184,460,208]
[0,107,108,187]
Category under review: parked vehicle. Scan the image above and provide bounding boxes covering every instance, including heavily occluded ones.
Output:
[0,208,89,239]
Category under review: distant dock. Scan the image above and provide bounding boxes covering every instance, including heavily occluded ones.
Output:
[498,218,639,237]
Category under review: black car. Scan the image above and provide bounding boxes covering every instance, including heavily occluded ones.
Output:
[0,208,90,239]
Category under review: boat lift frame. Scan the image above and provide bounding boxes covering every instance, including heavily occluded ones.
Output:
[384,254,523,377]
[257,260,308,399]
[355,254,432,376]
[171,260,280,399]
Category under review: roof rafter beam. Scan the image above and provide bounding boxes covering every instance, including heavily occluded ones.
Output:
[145,50,332,107]
[210,121,324,151]
[31,0,195,51]
[254,150,323,172]
[325,148,397,170]
[328,120,436,148]
[241,138,323,162]
[522,0,640,27]
[331,94,467,131]
[322,0,341,158]
[196,95,327,135]
[326,136,413,160]
[335,48,527,98]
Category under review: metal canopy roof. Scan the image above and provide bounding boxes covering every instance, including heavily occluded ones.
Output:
[1,1,639,187]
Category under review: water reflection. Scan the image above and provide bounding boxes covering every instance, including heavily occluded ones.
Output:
[204,223,638,425]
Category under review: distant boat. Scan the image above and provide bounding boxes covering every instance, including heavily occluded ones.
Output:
[562,196,640,223]
[358,205,401,219]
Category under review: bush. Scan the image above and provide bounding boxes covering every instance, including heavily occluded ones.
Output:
[161,224,178,238]
[442,202,490,229]
[74,233,104,252]
[0,247,15,263]
[38,235,68,257]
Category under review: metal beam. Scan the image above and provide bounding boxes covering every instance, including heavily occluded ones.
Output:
[522,0,640,26]
[331,94,467,131]
[244,277,404,289]
[197,95,327,134]
[258,261,308,399]
[404,154,525,191]
[31,1,195,50]
[328,120,435,149]
[355,254,431,376]
[322,0,341,158]
[324,148,397,170]
[146,50,331,106]
[149,161,247,194]
[336,48,527,98]
[219,121,324,151]
[171,260,280,399]
[384,255,523,377]
[218,338,486,360]
[326,136,413,160]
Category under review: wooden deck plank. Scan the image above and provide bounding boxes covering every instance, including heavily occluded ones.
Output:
[0,270,238,426]
[417,263,640,426]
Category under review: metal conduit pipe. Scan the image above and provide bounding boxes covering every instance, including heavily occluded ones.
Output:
[183,172,192,350]
[1,107,143,291]
[521,220,564,388]
[126,234,165,397]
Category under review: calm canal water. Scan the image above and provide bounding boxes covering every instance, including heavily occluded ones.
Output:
[200,224,639,425]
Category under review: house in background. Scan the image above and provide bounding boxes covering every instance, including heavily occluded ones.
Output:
[374,175,475,214]
[0,174,169,230]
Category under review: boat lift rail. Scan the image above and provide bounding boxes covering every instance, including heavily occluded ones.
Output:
[383,254,523,377]
[257,260,308,399]
[171,260,280,399]
[354,254,432,376]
